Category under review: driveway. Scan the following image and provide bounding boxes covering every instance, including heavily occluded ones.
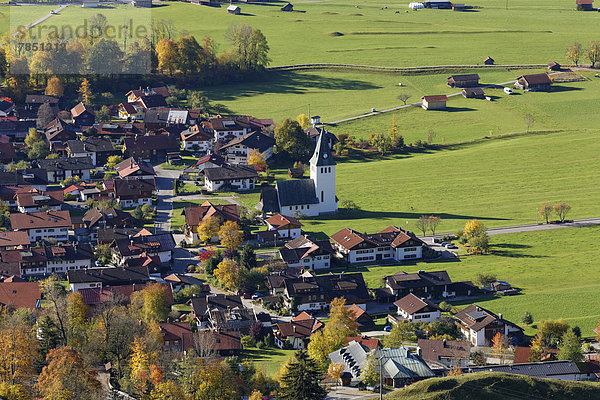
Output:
[153,166,180,234]
[327,386,380,400]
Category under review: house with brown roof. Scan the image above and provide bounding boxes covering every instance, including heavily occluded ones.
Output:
[10,210,71,242]
[113,179,155,208]
[15,190,64,213]
[257,214,302,244]
[89,122,146,140]
[37,157,94,183]
[0,231,30,250]
[0,142,16,163]
[454,304,523,346]
[219,130,276,164]
[273,311,324,349]
[515,73,552,91]
[126,87,170,103]
[190,294,253,332]
[331,225,425,264]
[44,118,77,152]
[348,304,375,330]
[346,335,381,351]
[122,134,179,161]
[278,235,334,270]
[380,270,478,302]
[576,0,594,10]
[201,116,273,143]
[160,321,195,352]
[0,247,47,276]
[421,95,448,110]
[182,201,240,243]
[0,282,41,309]
[112,232,176,267]
[548,61,561,71]
[394,293,441,323]
[180,125,213,152]
[417,338,471,367]
[447,74,480,88]
[164,273,208,292]
[203,165,258,192]
[462,87,485,99]
[70,102,95,127]
[66,138,115,166]
[114,157,156,180]
[67,265,150,292]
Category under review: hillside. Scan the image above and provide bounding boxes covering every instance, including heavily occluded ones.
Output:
[385,372,600,400]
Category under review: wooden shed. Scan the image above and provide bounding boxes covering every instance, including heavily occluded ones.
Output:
[447,74,480,88]
[483,56,495,65]
[227,4,241,14]
[281,2,293,11]
[462,87,485,99]
[547,62,561,71]
[421,95,448,110]
[515,73,552,91]
[576,0,593,11]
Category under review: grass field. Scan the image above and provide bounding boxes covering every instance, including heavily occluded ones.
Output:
[242,347,296,377]
[336,225,600,336]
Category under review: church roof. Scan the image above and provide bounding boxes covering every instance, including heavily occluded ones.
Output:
[276,179,319,207]
[309,130,336,167]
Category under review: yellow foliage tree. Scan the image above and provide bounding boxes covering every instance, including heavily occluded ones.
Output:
[78,78,92,104]
[214,259,241,291]
[44,76,64,96]
[156,38,178,75]
[464,219,485,238]
[131,283,171,323]
[328,363,344,385]
[249,390,263,400]
[67,292,89,348]
[491,332,509,365]
[447,365,463,376]
[218,220,243,249]
[296,113,310,129]
[150,380,185,400]
[129,337,163,397]
[0,382,30,400]
[247,150,266,168]
[0,324,38,386]
[198,216,220,243]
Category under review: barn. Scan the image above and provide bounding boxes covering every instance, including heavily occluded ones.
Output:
[576,0,593,11]
[462,88,485,99]
[483,56,495,65]
[281,2,293,11]
[447,74,480,88]
[423,0,452,8]
[227,4,241,14]
[421,95,448,110]
[547,62,561,71]
[515,74,552,91]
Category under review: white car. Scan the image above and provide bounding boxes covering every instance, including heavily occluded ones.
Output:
[504,87,513,95]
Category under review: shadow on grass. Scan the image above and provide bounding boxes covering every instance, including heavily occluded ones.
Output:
[446,106,477,112]
[548,85,584,93]
[311,209,510,223]
[491,249,547,258]
[243,348,289,362]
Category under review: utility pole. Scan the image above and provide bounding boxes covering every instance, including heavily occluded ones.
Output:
[505,0,508,10]
[308,104,311,120]
[379,354,383,400]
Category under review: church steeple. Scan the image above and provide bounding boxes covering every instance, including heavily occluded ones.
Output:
[309,129,335,167]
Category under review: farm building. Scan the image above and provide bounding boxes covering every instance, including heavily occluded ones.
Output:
[462,87,485,99]
[409,2,425,9]
[447,74,480,88]
[423,0,452,8]
[452,4,468,10]
[421,95,448,110]
[548,62,561,71]
[191,0,213,5]
[131,0,152,6]
[515,73,552,91]
[576,0,593,11]
[281,2,293,11]
[483,56,495,65]
[227,4,241,14]
[81,0,99,7]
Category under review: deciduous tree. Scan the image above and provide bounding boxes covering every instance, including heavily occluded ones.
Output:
[78,78,93,105]
[198,216,220,243]
[538,203,553,224]
[587,41,600,68]
[558,330,583,362]
[428,216,441,235]
[383,321,416,347]
[129,337,163,398]
[464,219,485,238]
[218,220,243,249]
[553,202,571,222]
[359,353,379,386]
[565,42,583,66]
[0,322,38,386]
[247,150,266,168]
[156,38,178,75]
[44,76,64,96]
[491,332,509,365]
[275,118,313,161]
[415,215,429,236]
[67,292,89,348]
[397,93,412,105]
[328,363,344,386]
[131,283,171,323]
[36,102,56,129]
[214,259,242,291]
[296,113,310,129]
[524,113,534,133]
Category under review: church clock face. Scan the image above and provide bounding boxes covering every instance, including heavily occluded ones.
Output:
[323,153,328,159]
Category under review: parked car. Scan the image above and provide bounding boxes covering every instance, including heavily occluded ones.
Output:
[504,87,513,95]
[383,325,392,332]
[252,293,263,300]
[243,293,252,299]
[440,242,447,247]
[446,244,458,249]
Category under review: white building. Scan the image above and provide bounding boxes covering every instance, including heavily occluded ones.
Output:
[394,293,441,323]
[180,125,213,152]
[454,304,523,347]
[9,210,71,242]
[278,235,334,270]
[203,165,258,192]
[219,131,275,164]
[260,130,338,217]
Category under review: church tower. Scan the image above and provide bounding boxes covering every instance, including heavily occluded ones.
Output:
[309,130,338,214]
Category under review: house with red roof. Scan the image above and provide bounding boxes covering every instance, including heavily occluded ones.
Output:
[180,125,213,152]
[10,210,71,242]
[330,225,426,264]
[394,293,441,323]
[345,335,381,351]
[71,102,95,127]
[273,311,324,349]
[347,303,375,330]
[182,201,239,244]
[257,214,302,244]
[0,282,41,309]
[114,157,156,180]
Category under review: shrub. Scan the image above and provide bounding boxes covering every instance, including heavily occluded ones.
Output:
[521,311,533,325]
[438,301,452,312]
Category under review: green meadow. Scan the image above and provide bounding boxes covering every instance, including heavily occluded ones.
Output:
[344,225,600,337]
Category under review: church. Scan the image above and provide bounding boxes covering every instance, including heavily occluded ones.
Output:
[259,131,338,217]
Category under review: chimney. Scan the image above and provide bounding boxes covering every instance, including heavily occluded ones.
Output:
[499,313,503,320]
[443,338,447,348]
[293,325,296,333]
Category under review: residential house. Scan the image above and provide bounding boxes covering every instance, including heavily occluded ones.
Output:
[193,331,242,356]
[454,304,523,346]
[24,94,61,118]
[0,118,36,140]
[79,282,173,308]
[331,226,426,264]
[447,74,480,88]
[513,346,558,364]
[10,210,71,242]
[0,231,30,250]
[70,102,95,127]
[43,243,94,274]
[0,169,48,191]
[515,73,552,91]
[82,207,137,242]
[280,272,370,312]
[0,99,15,117]
[345,335,381,351]
[462,87,486,99]
[44,118,77,147]
[15,190,63,213]
[37,157,94,183]
[417,338,471,367]
[483,56,495,65]
[305,126,339,150]
[88,122,146,141]
[67,265,150,292]
[576,0,594,10]
[164,273,208,292]
[219,131,275,164]
[227,4,241,14]
[114,157,156,180]
[278,235,334,270]
[180,125,213,152]
[0,247,47,276]
[273,311,324,349]
[462,361,585,381]
[160,321,195,352]
[66,138,115,166]
[126,87,170,103]
[118,102,145,121]
[112,232,176,266]
[379,270,478,302]
[394,293,441,323]
[266,269,300,296]
[203,165,258,192]
[184,154,226,174]
[201,116,273,143]
[0,282,41,309]
[190,294,253,331]
[421,95,448,110]
[113,179,155,207]
[144,108,188,131]
[347,304,375,330]
[0,142,16,163]
[257,214,302,244]
[182,201,239,244]
[122,134,179,161]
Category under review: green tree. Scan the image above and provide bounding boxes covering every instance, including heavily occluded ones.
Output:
[176,35,204,74]
[239,245,257,270]
[468,233,490,254]
[383,321,416,347]
[275,118,313,161]
[360,353,380,386]
[521,311,533,325]
[105,155,123,170]
[278,350,327,400]
[558,330,583,362]
[538,319,570,348]
[370,133,392,155]
[86,38,123,75]
[96,105,111,122]
[28,141,49,160]
[187,90,210,111]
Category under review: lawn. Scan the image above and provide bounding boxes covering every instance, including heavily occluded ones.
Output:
[298,129,600,236]
[242,347,296,377]
[335,225,600,336]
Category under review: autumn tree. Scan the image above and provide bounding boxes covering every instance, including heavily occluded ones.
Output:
[198,216,220,243]
[553,202,571,222]
[447,366,463,376]
[38,347,100,400]
[587,41,600,68]
[150,381,186,400]
[491,332,509,365]
[359,353,379,386]
[184,359,241,400]
[275,118,313,161]
[327,363,344,386]
[218,220,243,249]
[131,283,172,323]
[558,330,583,363]
[128,337,163,398]
[24,128,43,149]
[0,321,38,386]
[78,78,93,105]
[565,42,583,66]
[464,219,485,238]
[278,350,327,400]
[214,259,242,291]
[247,150,266,168]
[176,35,204,74]
[538,203,553,224]
[383,321,417,348]
[428,216,441,235]
[249,390,263,400]
[41,275,68,346]
[156,38,178,75]
[296,113,310,129]
[36,102,56,129]
[86,38,123,75]
[67,292,89,349]
[105,155,123,170]
[415,215,429,236]
[529,332,546,362]
[537,318,570,348]
[44,76,64,96]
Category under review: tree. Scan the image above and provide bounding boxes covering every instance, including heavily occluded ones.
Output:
[150,381,186,400]
[218,220,243,249]
[37,102,56,129]
[239,245,257,270]
[468,233,490,254]
[537,318,570,348]
[586,41,600,68]
[176,35,204,74]
[86,38,123,75]
[187,90,210,111]
[132,205,145,221]
[415,215,429,236]
[278,350,327,400]
[105,155,123,170]
[214,259,242,291]
[521,311,533,325]
[247,150,266,168]
[0,322,38,386]
[142,204,155,221]
[131,283,172,322]
[539,203,553,224]
[41,275,68,346]
[129,337,162,398]
[464,219,485,238]
[553,202,571,222]
[474,272,496,288]
[428,216,441,236]
[447,366,463,376]
[38,346,100,400]
[370,133,392,156]
[45,76,64,96]
[198,216,220,243]
[296,114,310,129]
[25,128,43,148]
[524,113,534,133]
[96,105,111,122]
[397,93,412,105]
[383,321,417,347]
[28,141,49,160]
[156,38,178,75]
[565,42,583,66]
[359,353,379,386]
[185,359,241,399]
[38,315,61,361]
[558,330,583,362]
[327,363,344,386]
[491,332,509,365]
[67,292,89,348]
[241,335,254,350]
[0,382,30,400]
[275,119,313,161]
[529,332,546,362]
[471,350,487,366]
[249,390,263,400]
[248,28,270,70]
[78,78,93,105]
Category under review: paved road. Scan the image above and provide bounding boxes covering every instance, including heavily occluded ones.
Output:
[11,4,67,37]
[154,166,180,234]
[171,193,243,207]
[327,387,380,400]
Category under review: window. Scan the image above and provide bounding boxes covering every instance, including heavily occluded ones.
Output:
[321,191,324,202]
[405,254,417,259]
[404,247,417,252]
